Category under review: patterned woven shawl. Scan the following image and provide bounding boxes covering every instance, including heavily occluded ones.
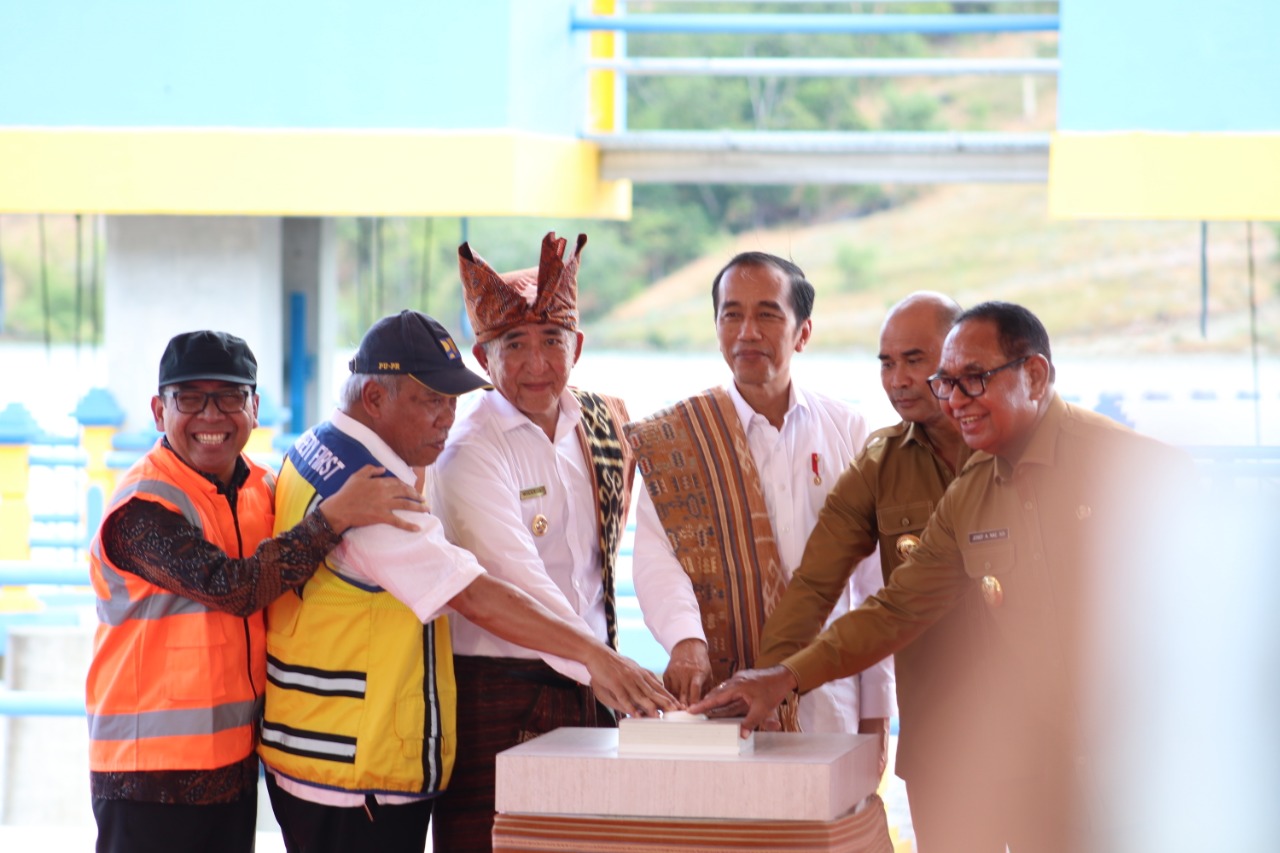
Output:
[623,387,790,687]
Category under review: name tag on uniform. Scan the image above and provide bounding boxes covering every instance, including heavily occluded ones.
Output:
[969,528,1009,544]
[520,485,547,500]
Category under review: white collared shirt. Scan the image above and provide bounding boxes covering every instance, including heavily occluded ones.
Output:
[633,383,896,733]
[430,388,604,685]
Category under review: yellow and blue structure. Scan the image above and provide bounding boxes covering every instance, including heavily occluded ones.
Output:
[0,0,630,219]
[1050,0,1280,220]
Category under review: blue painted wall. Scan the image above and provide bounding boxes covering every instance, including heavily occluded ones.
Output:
[1059,0,1280,132]
[0,0,585,134]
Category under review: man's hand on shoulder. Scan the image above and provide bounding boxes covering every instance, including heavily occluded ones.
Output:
[663,638,713,704]
[318,465,426,534]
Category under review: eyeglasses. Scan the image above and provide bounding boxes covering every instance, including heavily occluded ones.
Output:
[927,356,1030,400]
[164,389,252,414]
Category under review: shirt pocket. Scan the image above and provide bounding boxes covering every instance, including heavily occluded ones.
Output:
[960,542,1017,581]
[877,501,934,536]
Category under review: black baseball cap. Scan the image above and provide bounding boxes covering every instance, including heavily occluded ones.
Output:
[158,331,258,390]
[349,310,489,396]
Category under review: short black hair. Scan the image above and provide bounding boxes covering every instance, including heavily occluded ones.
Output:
[955,301,1055,382]
[711,252,815,323]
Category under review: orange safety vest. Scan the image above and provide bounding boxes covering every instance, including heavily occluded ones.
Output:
[85,441,275,773]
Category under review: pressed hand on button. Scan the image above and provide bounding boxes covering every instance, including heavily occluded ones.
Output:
[319,465,426,534]
[663,638,713,704]
[688,665,798,738]
[585,645,680,717]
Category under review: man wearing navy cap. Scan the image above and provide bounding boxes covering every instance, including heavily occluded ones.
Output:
[86,330,426,853]
[261,310,674,853]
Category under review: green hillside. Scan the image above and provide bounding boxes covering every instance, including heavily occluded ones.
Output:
[589,184,1280,355]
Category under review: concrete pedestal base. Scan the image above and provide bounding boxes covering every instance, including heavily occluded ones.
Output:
[494,727,892,852]
[492,798,893,853]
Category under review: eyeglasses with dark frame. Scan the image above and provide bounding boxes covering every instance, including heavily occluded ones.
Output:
[927,356,1031,400]
[163,389,252,415]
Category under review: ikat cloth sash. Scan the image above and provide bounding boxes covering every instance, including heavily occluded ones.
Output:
[623,387,791,691]
[573,388,635,651]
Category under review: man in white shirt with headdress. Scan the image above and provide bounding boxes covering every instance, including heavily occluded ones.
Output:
[430,231,654,851]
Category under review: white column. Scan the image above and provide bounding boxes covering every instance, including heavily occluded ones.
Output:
[104,216,284,432]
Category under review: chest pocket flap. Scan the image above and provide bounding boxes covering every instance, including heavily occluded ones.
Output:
[960,542,1016,580]
[877,501,934,535]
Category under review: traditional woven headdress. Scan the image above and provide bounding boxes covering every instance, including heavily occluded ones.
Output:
[458,231,586,344]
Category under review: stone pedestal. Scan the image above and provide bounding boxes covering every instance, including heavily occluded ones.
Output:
[104,215,284,433]
[494,727,892,853]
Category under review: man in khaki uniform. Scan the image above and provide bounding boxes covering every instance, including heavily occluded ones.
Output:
[756,292,988,849]
[695,301,1193,852]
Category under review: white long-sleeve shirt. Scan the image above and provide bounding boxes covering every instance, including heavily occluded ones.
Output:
[632,383,896,734]
[430,389,606,685]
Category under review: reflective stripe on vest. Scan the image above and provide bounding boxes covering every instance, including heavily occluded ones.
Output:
[267,655,368,699]
[92,478,216,627]
[260,723,357,763]
[88,697,261,742]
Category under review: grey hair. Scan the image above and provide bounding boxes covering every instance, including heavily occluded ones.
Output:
[339,373,400,410]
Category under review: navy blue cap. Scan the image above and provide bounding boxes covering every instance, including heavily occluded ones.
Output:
[349,310,488,396]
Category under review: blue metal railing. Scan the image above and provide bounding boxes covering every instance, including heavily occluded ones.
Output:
[574,4,1059,154]
[27,442,95,552]
[1186,445,1280,486]
[0,561,90,586]
[588,56,1060,78]
[571,12,1059,36]
[0,690,84,716]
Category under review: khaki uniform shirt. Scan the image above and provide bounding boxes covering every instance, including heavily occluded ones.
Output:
[782,394,1191,782]
[758,419,979,780]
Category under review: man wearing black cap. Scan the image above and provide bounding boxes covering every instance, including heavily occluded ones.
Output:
[260,311,674,853]
[86,330,427,853]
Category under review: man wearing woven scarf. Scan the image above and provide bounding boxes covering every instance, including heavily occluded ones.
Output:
[430,232,670,851]
[625,252,894,752]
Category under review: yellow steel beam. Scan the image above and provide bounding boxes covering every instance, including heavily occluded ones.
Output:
[1050,132,1280,221]
[0,128,632,219]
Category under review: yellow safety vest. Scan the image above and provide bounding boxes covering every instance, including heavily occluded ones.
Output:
[260,421,456,795]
